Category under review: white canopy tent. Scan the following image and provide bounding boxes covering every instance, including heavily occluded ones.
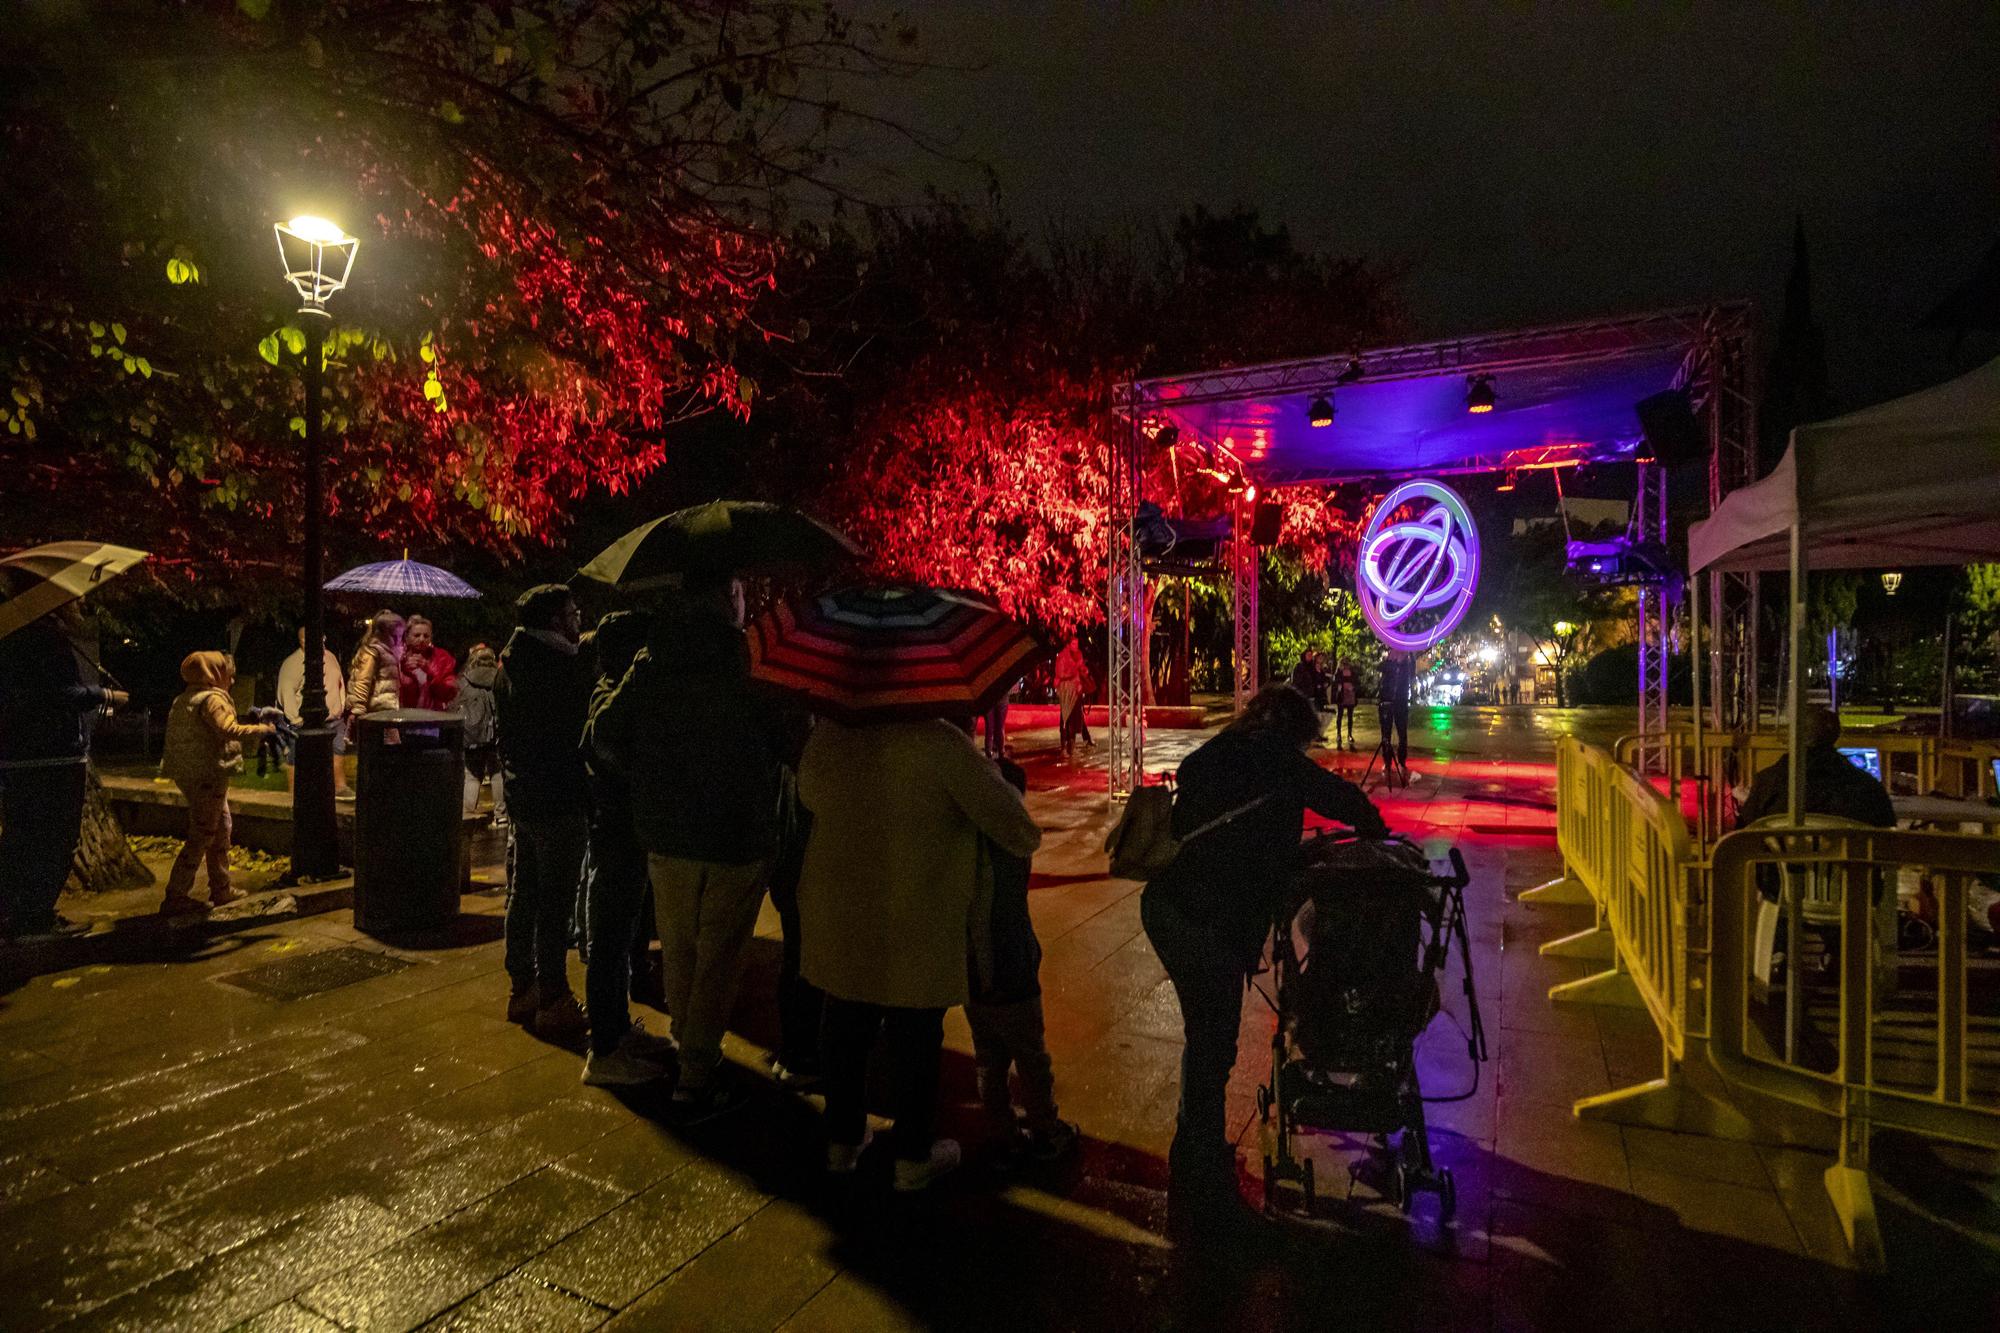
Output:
[1687,355,2000,820]
[1691,355,2000,574]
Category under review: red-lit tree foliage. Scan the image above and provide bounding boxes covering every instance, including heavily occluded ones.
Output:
[0,1,932,606]
[794,207,1399,635]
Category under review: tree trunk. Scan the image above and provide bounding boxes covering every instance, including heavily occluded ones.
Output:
[67,762,154,895]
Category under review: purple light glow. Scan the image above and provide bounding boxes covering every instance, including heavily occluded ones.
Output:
[1357,479,1481,652]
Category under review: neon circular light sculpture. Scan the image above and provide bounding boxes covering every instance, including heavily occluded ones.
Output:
[1356,479,1481,653]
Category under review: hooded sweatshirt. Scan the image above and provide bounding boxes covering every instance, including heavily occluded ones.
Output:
[457,646,500,749]
[162,652,268,787]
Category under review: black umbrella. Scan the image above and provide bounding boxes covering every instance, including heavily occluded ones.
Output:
[576,501,858,591]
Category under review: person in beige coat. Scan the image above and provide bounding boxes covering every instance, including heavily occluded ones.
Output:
[159,652,274,915]
[798,715,1042,1191]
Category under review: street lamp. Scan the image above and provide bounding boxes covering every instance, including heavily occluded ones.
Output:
[274,215,359,881]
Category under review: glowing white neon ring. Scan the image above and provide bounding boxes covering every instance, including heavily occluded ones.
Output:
[1356,479,1480,652]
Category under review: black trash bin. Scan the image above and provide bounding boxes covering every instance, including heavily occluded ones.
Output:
[352,709,465,935]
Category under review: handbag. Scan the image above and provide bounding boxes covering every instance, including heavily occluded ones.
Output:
[1104,786,1271,881]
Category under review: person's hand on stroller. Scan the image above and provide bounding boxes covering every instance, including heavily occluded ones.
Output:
[1352,809,1391,840]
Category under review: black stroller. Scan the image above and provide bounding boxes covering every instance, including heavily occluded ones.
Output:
[1257,834,1486,1221]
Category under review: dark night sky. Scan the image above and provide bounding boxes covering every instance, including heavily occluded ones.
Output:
[865,2,2000,410]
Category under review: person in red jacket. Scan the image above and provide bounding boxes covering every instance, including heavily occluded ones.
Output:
[399,615,459,710]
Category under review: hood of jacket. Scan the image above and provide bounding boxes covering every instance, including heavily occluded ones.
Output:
[180,650,233,690]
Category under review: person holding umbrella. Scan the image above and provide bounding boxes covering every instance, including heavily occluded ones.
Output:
[0,605,128,940]
[592,573,780,1116]
[749,585,1047,1189]
[0,542,143,942]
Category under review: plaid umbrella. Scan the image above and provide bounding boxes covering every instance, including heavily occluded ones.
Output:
[747,585,1047,723]
[0,541,148,642]
[324,558,481,599]
[577,500,857,592]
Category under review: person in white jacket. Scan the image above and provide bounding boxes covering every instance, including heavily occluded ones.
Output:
[276,628,350,797]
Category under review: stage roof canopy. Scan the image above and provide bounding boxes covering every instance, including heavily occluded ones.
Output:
[1117,307,1739,486]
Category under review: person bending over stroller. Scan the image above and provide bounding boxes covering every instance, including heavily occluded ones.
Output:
[1141,683,1388,1238]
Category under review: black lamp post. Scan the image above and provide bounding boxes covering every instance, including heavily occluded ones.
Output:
[274,216,359,881]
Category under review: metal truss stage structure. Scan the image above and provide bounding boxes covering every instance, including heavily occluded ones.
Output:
[1107,303,1756,798]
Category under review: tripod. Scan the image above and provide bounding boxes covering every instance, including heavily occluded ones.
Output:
[1360,699,1409,790]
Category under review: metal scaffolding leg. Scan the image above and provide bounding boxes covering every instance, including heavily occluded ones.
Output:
[1231,506,1260,714]
[1701,312,1759,734]
[1634,462,1671,776]
[1106,416,1146,799]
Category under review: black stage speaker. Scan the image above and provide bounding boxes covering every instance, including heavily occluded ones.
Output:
[1250,499,1284,545]
[1635,389,1703,464]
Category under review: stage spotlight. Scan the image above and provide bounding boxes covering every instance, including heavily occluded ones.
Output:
[1466,375,1496,414]
[1243,484,1259,504]
[1337,357,1365,385]
[1156,423,1179,448]
[1496,469,1517,492]
[1307,396,1334,427]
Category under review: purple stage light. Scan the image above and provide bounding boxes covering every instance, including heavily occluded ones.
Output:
[1357,479,1481,652]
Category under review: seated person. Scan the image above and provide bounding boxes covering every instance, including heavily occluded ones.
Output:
[1736,709,1894,831]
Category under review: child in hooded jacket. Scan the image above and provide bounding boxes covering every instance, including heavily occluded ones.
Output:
[159,652,274,915]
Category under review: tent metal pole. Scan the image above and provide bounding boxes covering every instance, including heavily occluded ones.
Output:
[1691,570,1706,839]
[1787,521,1806,825]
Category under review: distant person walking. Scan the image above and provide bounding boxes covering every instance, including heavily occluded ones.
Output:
[1331,657,1360,750]
[344,610,405,722]
[159,652,275,916]
[276,627,349,798]
[798,714,1043,1190]
[456,643,505,825]
[497,585,594,1043]
[1289,650,1328,714]
[576,610,676,1086]
[593,574,779,1116]
[1054,639,1094,758]
[1377,649,1414,777]
[0,608,127,941]
[398,615,459,710]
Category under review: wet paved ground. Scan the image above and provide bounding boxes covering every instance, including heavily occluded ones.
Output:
[2,707,1997,1330]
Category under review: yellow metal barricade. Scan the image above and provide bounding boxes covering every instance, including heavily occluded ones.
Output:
[1708,825,2000,1271]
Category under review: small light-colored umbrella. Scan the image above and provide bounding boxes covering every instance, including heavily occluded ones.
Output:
[747,584,1048,724]
[578,500,858,592]
[325,556,481,599]
[0,541,149,642]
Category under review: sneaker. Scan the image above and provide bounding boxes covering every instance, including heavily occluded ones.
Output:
[670,1076,747,1125]
[505,986,539,1025]
[892,1139,962,1192]
[534,993,588,1043]
[768,1056,822,1091]
[209,887,243,909]
[582,1044,670,1087]
[491,813,510,829]
[335,791,356,803]
[13,913,92,940]
[826,1128,875,1174]
[616,1019,677,1062]
[1025,1119,1080,1162]
[159,894,211,918]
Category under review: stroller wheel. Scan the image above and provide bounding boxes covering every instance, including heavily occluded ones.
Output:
[1437,1168,1457,1224]
[1394,1164,1414,1213]
[1262,1156,1277,1215]
[1300,1157,1316,1204]
[1257,1085,1271,1120]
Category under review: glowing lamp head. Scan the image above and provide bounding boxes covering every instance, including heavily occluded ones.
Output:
[1242,485,1259,504]
[274,215,359,316]
[1307,395,1334,428]
[1466,375,1496,414]
[1881,571,1903,596]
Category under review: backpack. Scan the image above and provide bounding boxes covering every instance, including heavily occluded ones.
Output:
[1104,785,1270,881]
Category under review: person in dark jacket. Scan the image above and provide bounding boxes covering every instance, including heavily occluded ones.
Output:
[1377,649,1415,776]
[592,573,779,1116]
[497,584,594,1042]
[0,609,127,940]
[967,755,1077,1162]
[1737,709,1897,833]
[577,611,677,1086]
[1142,683,1387,1233]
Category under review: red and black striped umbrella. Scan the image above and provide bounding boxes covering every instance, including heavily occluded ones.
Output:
[747,584,1048,723]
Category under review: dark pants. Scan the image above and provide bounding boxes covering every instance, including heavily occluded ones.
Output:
[1141,890,1247,1195]
[821,996,945,1161]
[767,866,824,1071]
[1060,699,1093,753]
[0,762,87,932]
[984,700,1007,758]
[1381,700,1409,766]
[504,810,588,999]
[583,817,650,1054]
[1335,704,1357,746]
